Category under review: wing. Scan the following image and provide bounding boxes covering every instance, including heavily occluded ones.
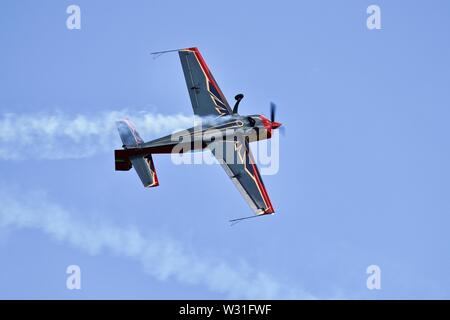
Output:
[209,136,275,215]
[178,47,233,117]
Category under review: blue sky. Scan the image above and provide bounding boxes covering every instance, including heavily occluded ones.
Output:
[1,0,450,299]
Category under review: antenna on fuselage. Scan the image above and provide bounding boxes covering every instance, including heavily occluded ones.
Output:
[232,93,244,114]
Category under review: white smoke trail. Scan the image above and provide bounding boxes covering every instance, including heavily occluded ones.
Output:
[0,110,196,160]
[0,187,313,299]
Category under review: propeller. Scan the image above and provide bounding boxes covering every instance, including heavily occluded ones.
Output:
[269,102,284,134]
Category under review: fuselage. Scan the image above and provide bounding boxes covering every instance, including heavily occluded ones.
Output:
[119,114,281,157]
[145,114,275,147]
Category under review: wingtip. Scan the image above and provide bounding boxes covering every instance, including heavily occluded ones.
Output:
[265,207,276,215]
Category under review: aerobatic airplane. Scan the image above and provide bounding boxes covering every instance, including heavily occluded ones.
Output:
[114,47,282,221]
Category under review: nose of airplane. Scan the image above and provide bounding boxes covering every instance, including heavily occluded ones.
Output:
[271,121,282,129]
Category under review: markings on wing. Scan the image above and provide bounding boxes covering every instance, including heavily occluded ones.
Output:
[235,138,274,214]
[181,48,231,116]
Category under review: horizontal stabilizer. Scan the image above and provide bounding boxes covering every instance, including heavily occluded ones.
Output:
[130,155,159,188]
[117,119,143,147]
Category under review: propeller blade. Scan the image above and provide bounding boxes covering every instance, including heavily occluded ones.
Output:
[270,102,276,122]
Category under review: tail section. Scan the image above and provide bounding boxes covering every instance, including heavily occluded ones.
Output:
[129,154,159,187]
[115,149,132,171]
[115,119,159,188]
[116,119,144,147]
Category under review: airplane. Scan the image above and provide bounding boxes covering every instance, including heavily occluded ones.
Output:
[114,47,282,222]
